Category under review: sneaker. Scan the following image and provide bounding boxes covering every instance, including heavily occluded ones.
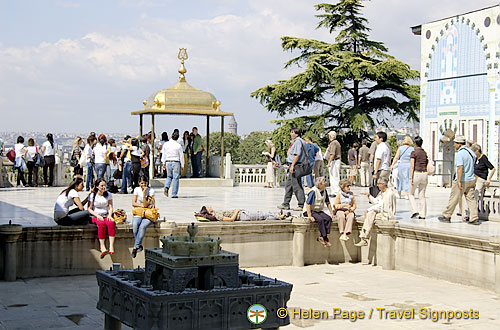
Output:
[468,219,480,225]
[277,204,290,210]
[438,216,451,223]
[354,239,368,247]
[410,213,419,219]
[164,187,169,197]
[339,233,349,241]
[293,206,304,211]
[137,245,143,252]
[171,196,178,199]
[131,248,137,258]
[418,216,426,220]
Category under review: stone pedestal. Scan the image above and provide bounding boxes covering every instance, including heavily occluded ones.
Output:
[376,220,398,270]
[104,314,122,330]
[0,223,23,281]
[292,224,308,267]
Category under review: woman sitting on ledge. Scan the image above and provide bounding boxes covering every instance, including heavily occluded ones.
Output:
[334,179,356,241]
[197,206,290,222]
[89,178,115,258]
[53,177,91,225]
[131,176,155,258]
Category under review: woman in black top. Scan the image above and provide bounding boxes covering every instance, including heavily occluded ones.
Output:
[471,144,496,198]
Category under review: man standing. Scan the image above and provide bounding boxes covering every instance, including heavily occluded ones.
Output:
[162,131,184,198]
[303,136,319,189]
[358,140,371,187]
[354,177,396,246]
[326,131,341,195]
[372,131,391,181]
[348,143,359,185]
[191,127,203,178]
[278,128,306,211]
[438,135,479,224]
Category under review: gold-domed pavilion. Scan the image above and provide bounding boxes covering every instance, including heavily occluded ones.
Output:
[131,48,233,178]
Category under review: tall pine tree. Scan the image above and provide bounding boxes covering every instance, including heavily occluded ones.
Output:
[251,0,419,135]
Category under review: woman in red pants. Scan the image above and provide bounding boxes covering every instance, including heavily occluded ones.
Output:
[88,178,115,258]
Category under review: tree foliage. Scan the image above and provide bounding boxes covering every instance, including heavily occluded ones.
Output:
[202,132,240,158]
[251,0,419,135]
[236,131,272,165]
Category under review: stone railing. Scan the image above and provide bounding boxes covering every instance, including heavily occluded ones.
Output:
[230,161,354,187]
[1,150,73,187]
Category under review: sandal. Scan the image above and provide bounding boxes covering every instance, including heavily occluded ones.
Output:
[317,237,327,247]
[109,251,115,255]
[100,250,108,259]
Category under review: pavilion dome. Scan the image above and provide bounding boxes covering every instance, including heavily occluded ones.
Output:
[142,50,221,113]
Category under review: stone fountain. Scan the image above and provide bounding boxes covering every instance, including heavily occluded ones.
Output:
[96,223,292,329]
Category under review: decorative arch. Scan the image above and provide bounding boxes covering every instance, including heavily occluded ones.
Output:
[424,17,491,119]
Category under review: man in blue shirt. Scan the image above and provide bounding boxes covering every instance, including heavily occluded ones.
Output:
[278,128,307,211]
[439,135,479,224]
[303,136,320,188]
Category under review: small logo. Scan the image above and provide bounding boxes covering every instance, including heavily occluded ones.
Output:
[247,304,267,325]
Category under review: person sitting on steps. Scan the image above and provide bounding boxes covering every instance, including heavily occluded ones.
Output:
[303,176,335,247]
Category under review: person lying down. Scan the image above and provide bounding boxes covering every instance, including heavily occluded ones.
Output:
[195,206,291,222]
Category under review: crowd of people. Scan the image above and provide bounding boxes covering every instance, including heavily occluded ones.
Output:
[273,128,496,246]
[6,125,497,253]
[7,127,205,195]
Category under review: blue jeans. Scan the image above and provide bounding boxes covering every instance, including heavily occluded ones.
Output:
[164,162,181,196]
[86,164,94,191]
[121,161,132,193]
[132,216,152,249]
[95,163,107,179]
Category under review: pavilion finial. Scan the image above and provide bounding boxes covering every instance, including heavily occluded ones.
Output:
[178,48,188,80]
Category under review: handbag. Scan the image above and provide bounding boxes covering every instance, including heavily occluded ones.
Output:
[69,151,79,167]
[132,198,160,222]
[427,160,435,176]
[293,140,312,178]
[112,209,127,224]
[7,149,15,162]
[35,151,46,167]
[369,178,380,197]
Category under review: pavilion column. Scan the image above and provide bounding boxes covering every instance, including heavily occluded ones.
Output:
[139,114,143,137]
[221,116,224,178]
[150,114,155,179]
[206,115,210,177]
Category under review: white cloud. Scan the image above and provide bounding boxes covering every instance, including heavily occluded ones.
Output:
[1,0,497,134]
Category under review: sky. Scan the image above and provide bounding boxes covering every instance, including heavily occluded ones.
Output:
[0,0,498,136]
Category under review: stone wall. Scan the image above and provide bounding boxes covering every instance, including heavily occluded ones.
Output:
[1,219,499,294]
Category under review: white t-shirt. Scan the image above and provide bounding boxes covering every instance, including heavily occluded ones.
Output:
[133,187,155,204]
[14,143,25,158]
[93,143,108,164]
[374,142,391,171]
[90,192,113,216]
[54,189,79,219]
[27,146,38,161]
[131,146,141,157]
[42,141,55,156]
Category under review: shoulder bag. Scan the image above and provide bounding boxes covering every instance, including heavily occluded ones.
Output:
[292,139,312,178]
[132,197,160,222]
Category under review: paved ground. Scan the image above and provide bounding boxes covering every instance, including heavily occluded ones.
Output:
[0,263,498,329]
[0,185,499,238]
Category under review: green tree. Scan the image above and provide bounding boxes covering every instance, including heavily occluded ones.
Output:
[236,131,272,164]
[251,0,419,135]
[202,132,240,158]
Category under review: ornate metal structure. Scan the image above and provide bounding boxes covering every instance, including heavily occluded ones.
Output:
[96,223,292,329]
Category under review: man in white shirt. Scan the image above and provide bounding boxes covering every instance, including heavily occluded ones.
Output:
[355,177,396,246]
[372,131,391,182]
[161,131,184,198]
